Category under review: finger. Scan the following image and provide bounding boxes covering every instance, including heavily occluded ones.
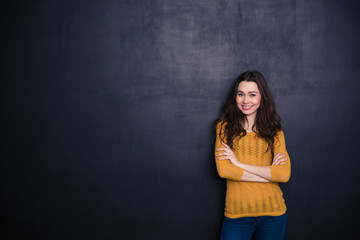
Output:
[222,142,232,148]
[275,154,286,161]
[217,157,229,160]
[278,156,287,161]
[273,157,286,164]
[274,159,287,165]
[216,148,227,152]
[221,142,230,148]
[273,160,280,165]
[273,161,283,166]
[274,152,282,159]
[216,153,228,157]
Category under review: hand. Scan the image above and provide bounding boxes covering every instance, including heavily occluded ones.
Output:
[216,142,240,166]
[272,152,287,166]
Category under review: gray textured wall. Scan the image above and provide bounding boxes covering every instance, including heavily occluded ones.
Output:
[3,0,360,239]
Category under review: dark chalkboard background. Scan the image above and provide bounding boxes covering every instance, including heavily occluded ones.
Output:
[3,0,360,239]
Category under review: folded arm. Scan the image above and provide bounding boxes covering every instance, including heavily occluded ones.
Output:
[231,131,291,183]
[214,123,271,182]
[229,152,287,181]
[241,170,271,182]
[215,124,291,183]
[269,131,291,182]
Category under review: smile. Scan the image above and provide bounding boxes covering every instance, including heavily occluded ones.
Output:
[242,105,253,110]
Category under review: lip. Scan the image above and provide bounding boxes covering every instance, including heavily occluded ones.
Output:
[242,105,253,110]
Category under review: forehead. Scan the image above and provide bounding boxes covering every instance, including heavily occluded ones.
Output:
[237,81,259,92]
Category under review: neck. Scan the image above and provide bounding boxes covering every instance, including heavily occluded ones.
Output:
[244,114,256,132]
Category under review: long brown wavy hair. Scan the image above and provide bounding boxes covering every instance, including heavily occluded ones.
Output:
[214,71,281,156]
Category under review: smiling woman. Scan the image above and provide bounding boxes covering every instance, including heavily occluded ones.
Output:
[214,71,291,240]
[236,81,262,130]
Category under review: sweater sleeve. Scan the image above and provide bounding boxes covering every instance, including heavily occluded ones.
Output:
[214,122,244,181]
[269,130,291,182]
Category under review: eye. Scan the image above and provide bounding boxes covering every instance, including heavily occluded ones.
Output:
[237,93,244,97]
[250,94,256,97]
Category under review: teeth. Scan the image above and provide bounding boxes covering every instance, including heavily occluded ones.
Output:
[243,105,252,109]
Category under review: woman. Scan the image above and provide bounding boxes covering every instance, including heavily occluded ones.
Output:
[214,71,291,240]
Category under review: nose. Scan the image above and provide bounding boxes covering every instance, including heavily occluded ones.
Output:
[243,95,249,103]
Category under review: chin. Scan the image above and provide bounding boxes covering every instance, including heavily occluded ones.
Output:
[244,111,256,116]
[240,109,258,116]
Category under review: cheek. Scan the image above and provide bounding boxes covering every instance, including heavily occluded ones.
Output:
[256,97,261,105]
[254,98,261,108]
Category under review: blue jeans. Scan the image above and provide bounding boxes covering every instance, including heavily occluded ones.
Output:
[220,212,287,240]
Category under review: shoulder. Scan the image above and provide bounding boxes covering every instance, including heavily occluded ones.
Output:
[274,129,286,143]
[276,129,284,137]
[215,121,228,134]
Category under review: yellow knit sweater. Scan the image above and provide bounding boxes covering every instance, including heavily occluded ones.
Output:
[215,123,291,218]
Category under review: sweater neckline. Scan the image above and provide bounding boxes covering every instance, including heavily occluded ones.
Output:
[246,131,257,134]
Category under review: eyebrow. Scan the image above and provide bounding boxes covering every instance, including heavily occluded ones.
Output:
[237,91,258,93]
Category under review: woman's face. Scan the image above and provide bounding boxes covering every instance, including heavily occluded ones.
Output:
[236,81,262,118]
